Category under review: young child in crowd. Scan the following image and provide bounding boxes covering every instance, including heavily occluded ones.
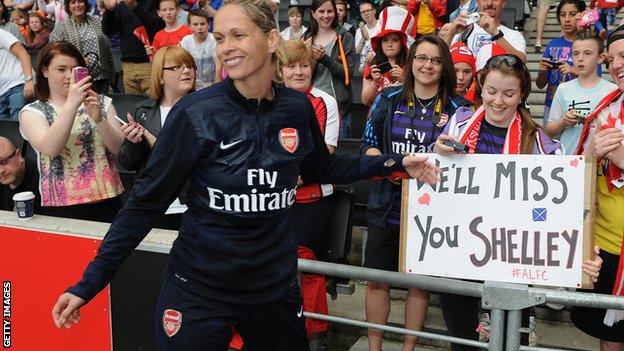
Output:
[450,41,476,103]
[536,0,587,124]
[546,31,617,154]
[280,6,307,40]
[180,10,220,89]
[25,11,50,51]
[10,10,29,39]
[147,0,192,55]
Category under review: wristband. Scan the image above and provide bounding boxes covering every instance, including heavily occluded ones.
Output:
[491,31,504,41]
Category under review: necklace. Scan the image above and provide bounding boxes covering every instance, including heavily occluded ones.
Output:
[416,96,435,114]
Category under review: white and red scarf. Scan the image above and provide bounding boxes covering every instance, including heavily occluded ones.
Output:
[458,106,523,154]
[574,88,624,326]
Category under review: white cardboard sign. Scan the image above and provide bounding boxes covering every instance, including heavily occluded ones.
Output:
[399,154,595,288]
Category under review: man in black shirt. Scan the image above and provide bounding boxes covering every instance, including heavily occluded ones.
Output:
[0,137,40,213]
[101,0,165,95]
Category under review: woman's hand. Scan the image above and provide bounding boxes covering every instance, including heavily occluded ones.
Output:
[84,89,102,124]
[312,44,325,61]
[390,64,403,83]
[369,64,381,83]
[582,245,602,284]
[143,128,157,149]
[434,134,462,156]
[51,292,85,329]
[121,114,144,143]
[594,127,624,159]
[402,154,440,186]
[66,68,91,109]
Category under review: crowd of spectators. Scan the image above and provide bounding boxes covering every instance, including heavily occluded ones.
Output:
[0,0,622,350]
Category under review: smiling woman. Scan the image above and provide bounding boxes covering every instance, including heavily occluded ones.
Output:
[50,1,440,350]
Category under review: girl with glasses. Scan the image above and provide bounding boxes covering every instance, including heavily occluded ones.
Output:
[362,35,470,351]
[51,1,439,349]
[117,45,195,176]
[116,45,195,229]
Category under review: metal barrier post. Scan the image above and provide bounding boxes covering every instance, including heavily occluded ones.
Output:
[488,309,505,351]
[505,309,522,351]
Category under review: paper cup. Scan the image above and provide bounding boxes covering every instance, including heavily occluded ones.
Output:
[12,191,35,221]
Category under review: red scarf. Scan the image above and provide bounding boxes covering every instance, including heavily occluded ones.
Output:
[458,106,523,154]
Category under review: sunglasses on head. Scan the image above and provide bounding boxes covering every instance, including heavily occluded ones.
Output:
[484,54,526,71]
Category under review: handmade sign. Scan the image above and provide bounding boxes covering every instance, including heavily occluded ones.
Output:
[399,154,596,288]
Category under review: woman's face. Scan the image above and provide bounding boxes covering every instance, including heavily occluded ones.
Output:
[161,60,196,97]
[312,1,335,31]
[213,5,279,83]
[381,33,402,60]
[68,0,86,18]
[281,60,312,92]
[411,41,444,88]
[288,13,302,28]
[43,54,79,97]
[29,16,42,32]
[481,70,522,127]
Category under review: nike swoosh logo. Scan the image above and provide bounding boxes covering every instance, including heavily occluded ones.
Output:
[219,139,242,150]
[297,306,303,318]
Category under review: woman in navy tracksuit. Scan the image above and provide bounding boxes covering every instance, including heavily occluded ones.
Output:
[50,1,440,350]
[361,35,470,351]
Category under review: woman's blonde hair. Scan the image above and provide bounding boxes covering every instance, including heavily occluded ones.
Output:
[150,46,197,101]
[276,40,315,83]
[221,0,284,82]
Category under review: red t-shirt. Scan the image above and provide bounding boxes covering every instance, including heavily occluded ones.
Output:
[153,25,193,52]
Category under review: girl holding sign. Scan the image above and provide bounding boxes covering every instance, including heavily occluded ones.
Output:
[361,35,470,351]
[434,54,602,347]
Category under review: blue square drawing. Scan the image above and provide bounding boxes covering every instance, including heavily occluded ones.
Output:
[532,208,547,222]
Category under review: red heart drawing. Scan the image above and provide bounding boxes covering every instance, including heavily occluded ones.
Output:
[570,159,579,168]
[418,193,430,206]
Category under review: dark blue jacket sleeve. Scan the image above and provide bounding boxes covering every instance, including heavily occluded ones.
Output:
[67,108,203,302]
[361,92,389,154]
[299,100,404,185]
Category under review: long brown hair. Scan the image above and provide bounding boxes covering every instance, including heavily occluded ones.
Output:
[478,55,536,154]
[401,35,456,113]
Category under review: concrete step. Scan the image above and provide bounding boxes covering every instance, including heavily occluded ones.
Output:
[349,337,445,351]
[328,283,601,350]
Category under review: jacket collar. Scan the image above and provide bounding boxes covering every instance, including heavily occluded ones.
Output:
[223,78,279,113]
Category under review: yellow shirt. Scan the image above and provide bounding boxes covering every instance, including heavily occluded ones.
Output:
[417,3,435,35]
[595,158,624,255]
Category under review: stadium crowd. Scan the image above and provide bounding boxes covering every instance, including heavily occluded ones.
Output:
[0,0,621,349]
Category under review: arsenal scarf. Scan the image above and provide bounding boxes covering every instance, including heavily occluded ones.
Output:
[458,106,523,154]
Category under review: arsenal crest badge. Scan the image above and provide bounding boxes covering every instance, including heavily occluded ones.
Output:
[279,128,299,153]
[436,113,449,128]
[162,309,182,337]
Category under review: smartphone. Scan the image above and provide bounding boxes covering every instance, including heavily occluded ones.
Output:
[443,139,469,153]
[114,115,128,126]
[465,12,480,26]
[377,61,392,74]
[549,60,561,69]
[74,66,89,82]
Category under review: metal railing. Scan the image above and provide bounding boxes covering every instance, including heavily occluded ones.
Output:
[298,259,624,351]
